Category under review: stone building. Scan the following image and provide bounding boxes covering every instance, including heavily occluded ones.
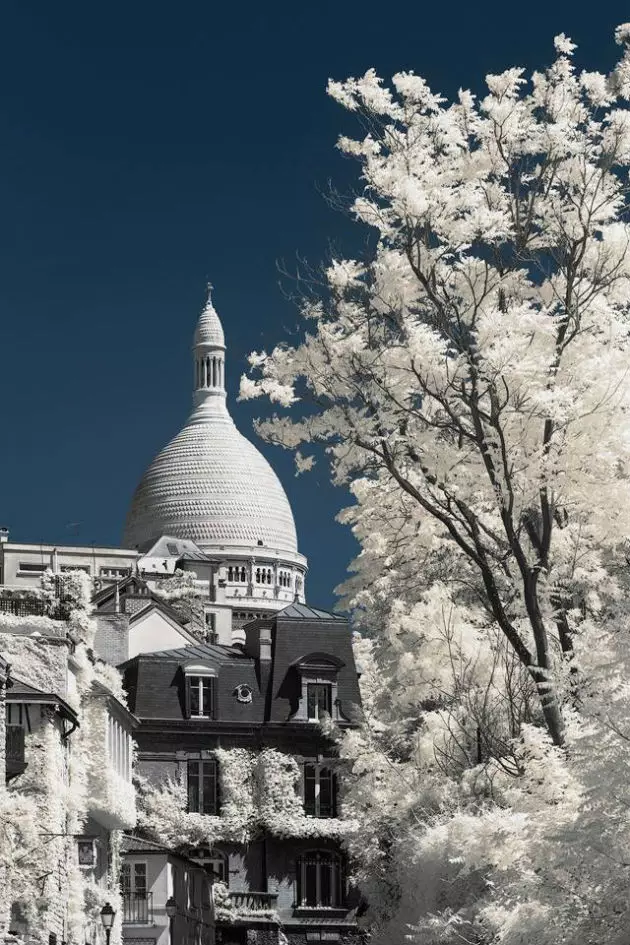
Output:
[121,603,363,945]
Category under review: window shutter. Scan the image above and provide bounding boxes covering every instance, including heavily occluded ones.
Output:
[185,676,191,719]
[188,761,200,812]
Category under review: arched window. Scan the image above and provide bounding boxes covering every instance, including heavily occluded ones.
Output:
[187,847,228,885]
[256,568,261,583]
[267,569,273,584]
[296,851,343,907]
[206,356,211,387]
[228,566,233,581]
[240,567,246,582]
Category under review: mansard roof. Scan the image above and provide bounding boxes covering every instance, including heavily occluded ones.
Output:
[122,608,362,728]
[276,602,346,621]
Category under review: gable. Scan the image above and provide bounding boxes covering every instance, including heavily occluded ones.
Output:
[128,605,199,659]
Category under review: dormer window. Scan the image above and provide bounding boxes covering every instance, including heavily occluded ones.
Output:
[183,663,216,719]
[290,653,345,723]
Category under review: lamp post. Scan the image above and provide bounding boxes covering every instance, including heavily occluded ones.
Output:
[100,902,115,945]
[165,896,177,945]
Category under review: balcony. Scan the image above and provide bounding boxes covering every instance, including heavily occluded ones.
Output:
[122,892,153,925]
[5,725,26,780]
[0,594,70,621]
[229,891,278,919]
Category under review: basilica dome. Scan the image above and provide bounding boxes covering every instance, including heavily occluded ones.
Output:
[123,289,300,557]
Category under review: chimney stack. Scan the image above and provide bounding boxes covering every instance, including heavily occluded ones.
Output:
[0,527,9,544]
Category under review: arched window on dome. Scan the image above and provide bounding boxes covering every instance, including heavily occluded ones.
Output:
[228,567,233,581]
[240,567,246,583]
[267,569,273,584]
[256,568,261,584]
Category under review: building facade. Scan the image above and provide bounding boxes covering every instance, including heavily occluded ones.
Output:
[122,603,363,945]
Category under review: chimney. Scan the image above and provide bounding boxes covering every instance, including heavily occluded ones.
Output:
[0,527,9,544]
[259,624,272,662]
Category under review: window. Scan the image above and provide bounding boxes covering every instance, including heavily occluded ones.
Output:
[187,760,218,815]
[304,765,337,817]
[186,675,214,718]
[60,564,90,573]
[188,847,228,884]
[17,562,47,573]
[296,852,343,908]
[122,862,147,897]
[307,683,332,721]
[100,566,130,579]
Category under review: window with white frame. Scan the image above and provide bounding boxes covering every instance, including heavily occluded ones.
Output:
[296,851,343,908]
[303,764,337,817]
[185,670,215,719]
[306,683,332,721]
[291,655,344,723]
[122,861,147,897]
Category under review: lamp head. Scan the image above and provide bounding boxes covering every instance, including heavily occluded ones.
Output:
[165,896,177,919]
[100,903,115,930]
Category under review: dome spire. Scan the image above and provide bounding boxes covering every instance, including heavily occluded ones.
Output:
[193,283,227,411]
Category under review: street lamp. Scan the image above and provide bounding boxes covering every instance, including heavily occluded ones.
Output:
[100,902,116,945]
[165,896,177,945]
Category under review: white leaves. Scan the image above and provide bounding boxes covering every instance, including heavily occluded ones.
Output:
[554,33,577,56]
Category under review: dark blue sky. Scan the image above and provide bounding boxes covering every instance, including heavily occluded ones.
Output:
[1,1,628,608]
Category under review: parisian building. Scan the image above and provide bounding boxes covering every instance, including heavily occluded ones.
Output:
[0,288,364,945]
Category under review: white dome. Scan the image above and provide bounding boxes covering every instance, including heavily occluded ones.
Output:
[123,410,298,553]
[124,288,300,558]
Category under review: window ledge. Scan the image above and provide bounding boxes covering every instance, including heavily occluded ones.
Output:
[292,907,348,916]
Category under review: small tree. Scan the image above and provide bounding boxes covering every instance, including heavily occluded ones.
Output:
[242,27,630,747]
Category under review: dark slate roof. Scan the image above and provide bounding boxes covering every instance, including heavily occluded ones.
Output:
[121,834,204,868]
[121,611,362,727]
[121,642,263,723]
[121,834,172,854]
[7,676,79,723]
[132,642,248,662]
[276,603,346,621]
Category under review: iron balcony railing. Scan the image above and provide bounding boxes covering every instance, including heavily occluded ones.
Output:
[122,892,153,924]
[0,597,70,620]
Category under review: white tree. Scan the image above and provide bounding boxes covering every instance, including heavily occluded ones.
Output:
[241,27,630,943]
[243,26,630,748]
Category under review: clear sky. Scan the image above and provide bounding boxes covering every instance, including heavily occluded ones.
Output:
[1,0,628,608]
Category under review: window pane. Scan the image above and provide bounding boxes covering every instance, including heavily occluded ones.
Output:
[202,761,217,814]
[319,769,333,817]
[320,858,332,906]
[304,765,316,815]
[304,861,318,906]
[318,685,331,715]
[190,677,201,716]
[307,685,317,719]
[134,863,147,895]
[188,762,200,812]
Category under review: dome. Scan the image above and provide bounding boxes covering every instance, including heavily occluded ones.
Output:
[123,288,300,557]
[194,286,225,348]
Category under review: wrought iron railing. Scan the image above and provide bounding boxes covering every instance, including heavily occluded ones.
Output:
[122,892,153,924]
[0,595,70,620]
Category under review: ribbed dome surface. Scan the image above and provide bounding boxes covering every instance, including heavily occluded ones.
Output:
[124,411,298,552]
[194,294,225,347]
